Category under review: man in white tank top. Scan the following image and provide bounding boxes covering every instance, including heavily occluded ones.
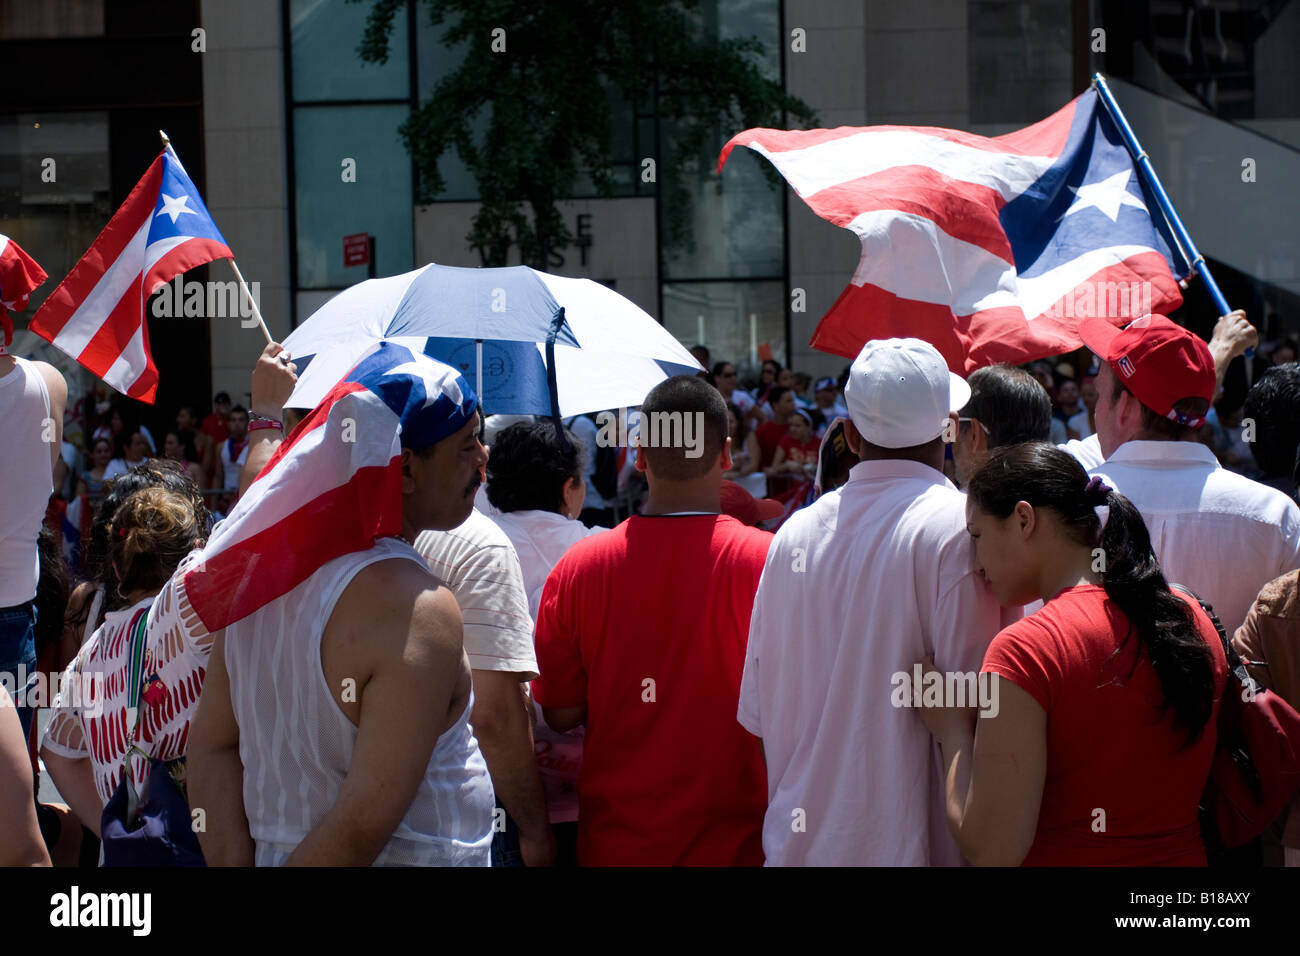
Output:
[0,352,66,742]
[188,349,494,866]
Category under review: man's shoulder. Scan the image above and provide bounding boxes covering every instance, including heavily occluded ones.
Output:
[713,514,774,559]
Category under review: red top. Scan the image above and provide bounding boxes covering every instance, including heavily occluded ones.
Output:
[533,514,771,866]
[982,585,1228,866]
[201,412,228,444]
[777,433,821,466]
[755,422,787,467]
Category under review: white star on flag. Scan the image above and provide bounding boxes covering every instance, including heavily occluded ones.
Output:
[156,192,198,225]
[383,359,461,409]
[1060,169,1149,223]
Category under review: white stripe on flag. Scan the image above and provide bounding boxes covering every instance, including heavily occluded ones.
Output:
[745,131,1057,202]
[975,245,1158,317]
[143,234,190,276]
[101,321,150,394]
[202,391,400,558]
[51,217,151,357]
[846,210,1018,315]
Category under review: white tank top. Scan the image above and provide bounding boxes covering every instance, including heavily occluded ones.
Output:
[0,357,52,607]
[224,537,494,866]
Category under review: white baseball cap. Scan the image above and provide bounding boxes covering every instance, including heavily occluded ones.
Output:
[843,338,971,448]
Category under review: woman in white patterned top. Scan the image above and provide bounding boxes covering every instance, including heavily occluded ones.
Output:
[41,486,212,834]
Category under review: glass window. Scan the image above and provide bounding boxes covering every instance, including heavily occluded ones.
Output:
[293,105,413,288]
[968,1,1073,125]
[661,131,784,280]
[662,280,786,379]
[659,0,785,280]
[0,112,111,314]
[290,0,410,102]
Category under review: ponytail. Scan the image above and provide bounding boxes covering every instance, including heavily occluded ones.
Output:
[967,442,1215,745]
[1094,487,1216,746]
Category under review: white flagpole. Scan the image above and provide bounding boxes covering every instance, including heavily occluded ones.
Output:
[226,258,274,345]
[159,129,273,346]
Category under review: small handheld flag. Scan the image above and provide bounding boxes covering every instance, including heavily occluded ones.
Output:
[28,142,232,402]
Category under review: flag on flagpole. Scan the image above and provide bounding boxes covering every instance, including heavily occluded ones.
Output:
[27,144,232,402]
[0,234,48,352]
[719,88,1190,372]
[182,342,478,633]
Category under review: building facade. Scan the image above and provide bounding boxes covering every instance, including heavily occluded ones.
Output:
[2,0,1297,429]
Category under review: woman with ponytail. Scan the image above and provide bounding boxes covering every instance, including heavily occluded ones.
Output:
[41,486,214,843]
[918,441,1228,866]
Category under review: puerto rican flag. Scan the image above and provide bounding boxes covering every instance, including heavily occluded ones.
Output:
[0,234,48,351]
[720,88,1189,372]
[183,342,478,633]
[28,145,232,402]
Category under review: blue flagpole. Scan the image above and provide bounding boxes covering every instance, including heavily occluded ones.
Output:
[1090,74,1232,317]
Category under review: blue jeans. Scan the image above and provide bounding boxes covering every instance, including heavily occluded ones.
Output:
[490,805,523,867]
[0,602,37,744]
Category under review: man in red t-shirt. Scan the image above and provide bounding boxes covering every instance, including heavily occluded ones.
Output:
[533,376,772,865]
[201,391,231,445]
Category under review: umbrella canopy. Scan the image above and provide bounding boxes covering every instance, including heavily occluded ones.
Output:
[283,264,702,417]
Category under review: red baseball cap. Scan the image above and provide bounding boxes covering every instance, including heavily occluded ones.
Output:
[720,479,784,526]
[1078,314,1216,427]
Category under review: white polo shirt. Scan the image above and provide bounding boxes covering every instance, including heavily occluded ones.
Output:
[737,458,1013,866]
[1092,440,1300,635]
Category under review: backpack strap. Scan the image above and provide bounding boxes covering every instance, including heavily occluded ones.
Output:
[118,606,153,816]
[1169,583,1257,693]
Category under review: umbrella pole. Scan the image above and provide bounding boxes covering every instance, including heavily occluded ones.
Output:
[475,339,483,409]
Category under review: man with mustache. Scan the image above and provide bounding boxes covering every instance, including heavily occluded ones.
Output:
[414,416,554,867]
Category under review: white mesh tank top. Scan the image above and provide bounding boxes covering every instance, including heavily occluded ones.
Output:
[224,536,494,866]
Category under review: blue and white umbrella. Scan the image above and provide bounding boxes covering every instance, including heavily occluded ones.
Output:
[283,264,703,417]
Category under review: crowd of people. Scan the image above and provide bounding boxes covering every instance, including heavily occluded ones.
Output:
[2,303,1300,867]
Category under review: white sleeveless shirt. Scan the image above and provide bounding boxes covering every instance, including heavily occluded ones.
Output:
[224,537,494,866]
[0,357,52,607]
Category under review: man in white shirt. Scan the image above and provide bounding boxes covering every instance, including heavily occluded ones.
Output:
[1082,314,1300,635]
[415,507,554,867]
[951,364,1051,487]
[738,338,1011,866]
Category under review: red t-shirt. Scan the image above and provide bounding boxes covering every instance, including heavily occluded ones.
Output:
[533,514,771,865]
[981,585,1228,866]
[777,433,820,466]
[755,422,787,468]
[201,412,228,444]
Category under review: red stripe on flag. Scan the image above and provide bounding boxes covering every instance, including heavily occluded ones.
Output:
[802,167,1014,262]
[76,278,145,376]
[143,237,234,295]
[28,156,164,340]
[810,250,1185,374]
[184,458,404,631]
[810,283,976,370]
[127,311,159,403]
